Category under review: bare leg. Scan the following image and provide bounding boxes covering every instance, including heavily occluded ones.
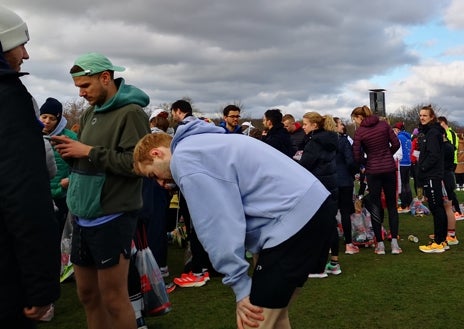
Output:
[243,288,300,329]
[74,265,111,329]
[444,199,456,231]
[98,254,135,329]
[75,255,135,329]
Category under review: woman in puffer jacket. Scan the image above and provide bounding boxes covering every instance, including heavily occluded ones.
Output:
[351,106,401,255]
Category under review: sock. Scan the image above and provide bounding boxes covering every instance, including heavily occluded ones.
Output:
[130,293,143,319]
[448,229,456,237]
[330,260,338,266]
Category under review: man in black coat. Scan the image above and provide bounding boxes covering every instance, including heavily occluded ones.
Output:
[0,6,60,328]
[262,109,293,157]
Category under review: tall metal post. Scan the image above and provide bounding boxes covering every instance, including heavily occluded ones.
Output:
[369,89,386,117]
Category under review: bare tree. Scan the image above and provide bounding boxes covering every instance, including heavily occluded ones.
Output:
[63,98,88,129]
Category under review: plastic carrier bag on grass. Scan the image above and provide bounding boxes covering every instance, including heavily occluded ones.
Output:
[135,224,172,316]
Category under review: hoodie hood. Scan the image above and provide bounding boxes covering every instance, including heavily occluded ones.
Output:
[94,77,149,113]
[48,115,68,136]
[171,118,226,152]
[310,129,338,152]
[360,115,379,128]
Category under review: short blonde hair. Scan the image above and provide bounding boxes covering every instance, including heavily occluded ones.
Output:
[133,133,172,164]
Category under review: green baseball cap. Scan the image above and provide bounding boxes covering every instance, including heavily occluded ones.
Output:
[71,52,125,77]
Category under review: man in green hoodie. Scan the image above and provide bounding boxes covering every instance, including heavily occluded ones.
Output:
[53,53,150,329]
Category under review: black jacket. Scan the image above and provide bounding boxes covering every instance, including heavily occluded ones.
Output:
[0,52,60,321]
[417,122,445,183]
[299,129,338,200]
[262,123,293,157]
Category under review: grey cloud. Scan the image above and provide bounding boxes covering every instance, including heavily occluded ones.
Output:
[3,0,463,124]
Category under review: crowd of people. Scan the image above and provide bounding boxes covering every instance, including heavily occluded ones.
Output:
[2,5,463,329]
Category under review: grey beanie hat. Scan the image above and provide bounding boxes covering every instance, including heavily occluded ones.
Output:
[0,5,29,52]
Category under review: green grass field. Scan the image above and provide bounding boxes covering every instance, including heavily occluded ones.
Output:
[39,198,464,329]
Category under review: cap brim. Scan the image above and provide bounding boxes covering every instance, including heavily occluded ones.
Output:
[112,65,125,72]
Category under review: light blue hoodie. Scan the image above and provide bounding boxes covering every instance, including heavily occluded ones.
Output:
[170,119,329,302]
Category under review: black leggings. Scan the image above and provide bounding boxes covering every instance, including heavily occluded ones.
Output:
[423,178,447,243]
[338,186,355,244]
[366,172,399,241]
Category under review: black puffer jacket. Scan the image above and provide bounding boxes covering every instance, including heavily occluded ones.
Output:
[0,52,60,321]
[299,129,338,200]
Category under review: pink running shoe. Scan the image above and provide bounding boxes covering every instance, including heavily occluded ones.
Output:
[345,243,360,254]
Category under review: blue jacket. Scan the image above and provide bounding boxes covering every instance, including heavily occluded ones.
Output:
[219,121,242,134]
[397,130,412,166]
[170,119,329,303]
[336,133,357,187]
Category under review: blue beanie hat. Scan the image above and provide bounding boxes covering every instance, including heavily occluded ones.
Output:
[39,97,62,119]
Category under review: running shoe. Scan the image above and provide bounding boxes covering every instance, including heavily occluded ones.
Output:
[325,263,342,275]
[397,207,410,214]
[174,272,208,287]
[345,243,360,254]
[419,242,446,253]
[308,273,328,278]
[60,264,74,283]
[165,281,176,294]
[446,235,459,245]
[374,243,385,255]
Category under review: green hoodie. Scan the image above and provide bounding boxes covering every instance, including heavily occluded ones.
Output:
[67,78,150,219]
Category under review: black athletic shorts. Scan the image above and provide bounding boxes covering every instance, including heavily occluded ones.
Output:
[250,199,333,308]
[71,212,137,269]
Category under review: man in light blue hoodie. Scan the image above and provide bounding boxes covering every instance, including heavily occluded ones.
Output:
[133,118,332,329]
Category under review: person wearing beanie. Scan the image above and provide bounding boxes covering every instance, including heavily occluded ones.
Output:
[52,52,150,329]
[0,5,30,72]
[39,98,77,239]
[0,5,60,328]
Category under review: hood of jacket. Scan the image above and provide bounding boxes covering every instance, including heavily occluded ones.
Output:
[397,130,410,140]
[172,118,226,152]
[360,115,380,128]
[48,115,68,136]
[93,77,149,113]
[309,129,338,151]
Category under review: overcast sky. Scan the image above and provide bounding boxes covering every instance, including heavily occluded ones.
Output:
[4,0,464,124]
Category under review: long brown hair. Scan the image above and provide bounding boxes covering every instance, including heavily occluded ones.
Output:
[350,105,372,120]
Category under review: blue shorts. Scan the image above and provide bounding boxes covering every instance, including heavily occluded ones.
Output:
[71,212,137,269]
